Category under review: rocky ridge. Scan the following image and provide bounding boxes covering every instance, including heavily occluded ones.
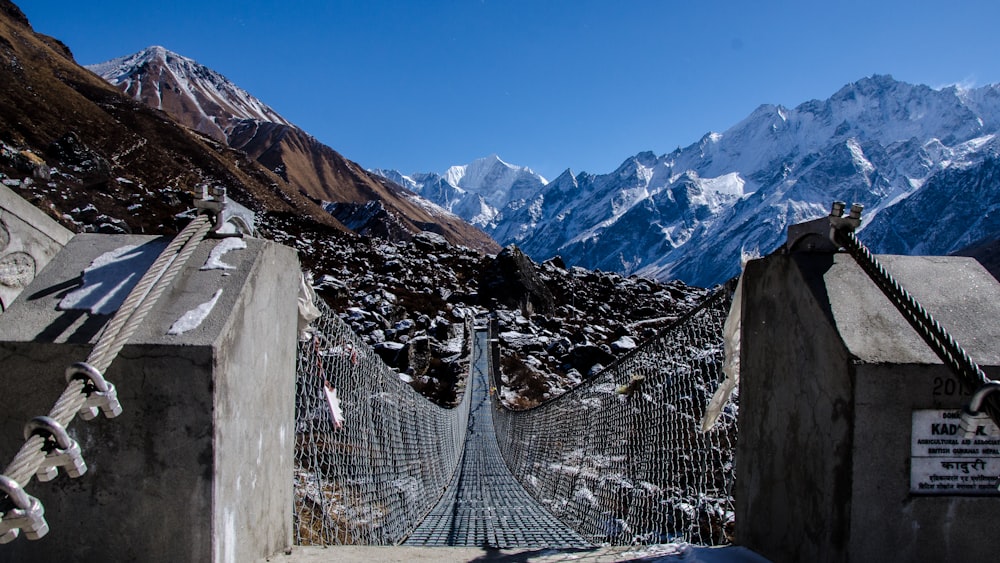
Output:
[379,76,1000,287]
[265,220,710,408]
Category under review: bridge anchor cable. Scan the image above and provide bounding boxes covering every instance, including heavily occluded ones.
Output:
[0,189,226,542]
[789,201,998,426]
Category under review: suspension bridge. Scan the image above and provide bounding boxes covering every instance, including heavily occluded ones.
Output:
[293,289,737,549]
[4,191,999,562]
[404,331,589,548]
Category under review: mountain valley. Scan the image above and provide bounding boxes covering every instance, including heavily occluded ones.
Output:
[2,0,998,408]
[0,2,708,406]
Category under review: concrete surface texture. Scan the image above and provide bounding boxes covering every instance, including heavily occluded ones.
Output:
[737,252,1000,562]
[0,232,298,563]
[264,544,771,562]
[0,183,72,312]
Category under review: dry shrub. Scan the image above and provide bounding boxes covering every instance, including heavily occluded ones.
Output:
[501,352,549,409]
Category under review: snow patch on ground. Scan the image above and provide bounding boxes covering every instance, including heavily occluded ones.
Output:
[626,543,772,562]
[168,288,222,335]
[201,237,247,270]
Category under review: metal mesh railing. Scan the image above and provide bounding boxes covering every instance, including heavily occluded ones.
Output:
[293,298,474,545]
[491,288,737,545]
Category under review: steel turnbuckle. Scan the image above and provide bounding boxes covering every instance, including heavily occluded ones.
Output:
[0,475,48,543]
[960,380,1000,437]
[66,362,123,420]
[23,416,87,482]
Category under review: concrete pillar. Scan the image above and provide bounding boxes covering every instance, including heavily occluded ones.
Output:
[0,184,73,312]
[736,252,1000,562]
[0,233,298,562]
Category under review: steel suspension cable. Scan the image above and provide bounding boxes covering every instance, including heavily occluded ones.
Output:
[2,215,212,487]
[835,229,998,421]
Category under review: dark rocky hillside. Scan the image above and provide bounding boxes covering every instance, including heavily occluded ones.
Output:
[271,221,710,408]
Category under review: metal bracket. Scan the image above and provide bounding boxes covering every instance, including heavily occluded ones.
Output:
[785,201,864,253]
[194,185,225,222]
[23,416,87,482]
[65,362,123,420]
[0,475,48,543]
[194,185,249,238]
[961,381,1000,437]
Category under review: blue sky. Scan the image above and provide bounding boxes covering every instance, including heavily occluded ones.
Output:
[19,0,1000,180]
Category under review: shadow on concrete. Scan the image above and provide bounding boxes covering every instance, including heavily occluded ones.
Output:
[25,237,168,343]
[468,545,604,562]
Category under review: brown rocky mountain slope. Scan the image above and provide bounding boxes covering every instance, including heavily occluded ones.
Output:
[0,1,711,408]
[0,0,347,240]
[88,45,498,252]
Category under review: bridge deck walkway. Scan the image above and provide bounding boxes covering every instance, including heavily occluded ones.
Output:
[403,331,590,548]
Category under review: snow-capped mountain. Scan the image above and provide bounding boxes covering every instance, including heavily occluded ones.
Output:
[374,155,547,228]
[385,75,1000,287]
[90,48,1000,286]
[89,46,498,252]
[622,75,1000,285]
[88,45,291,142]
[443,155,548,211]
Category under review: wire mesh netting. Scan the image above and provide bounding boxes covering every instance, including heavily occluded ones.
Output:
[293,298,473,545]
[404,331,590,548]
[490,287,738,546]
[294,285,738,547]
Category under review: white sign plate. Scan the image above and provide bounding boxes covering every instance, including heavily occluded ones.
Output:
[911,409,1000,495]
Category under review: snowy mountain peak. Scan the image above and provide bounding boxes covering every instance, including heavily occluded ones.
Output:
[146,45,169,61]
[87,46,291,141]
[373,155,548,230]
[840,73,899,94]
[436,76,1000,287]
[444,154,546,192]
[86,45,165,81]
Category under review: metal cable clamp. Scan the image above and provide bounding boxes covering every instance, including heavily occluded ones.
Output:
[0,475,48,543]
[195,185,243,238]
[960,381,1000,437]
[23,416,87,482]
[66,362,122,420]
[785,201,863,253]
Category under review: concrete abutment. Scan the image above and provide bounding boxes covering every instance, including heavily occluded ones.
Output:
[736,252,1000,562]
[0,232,298,562]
